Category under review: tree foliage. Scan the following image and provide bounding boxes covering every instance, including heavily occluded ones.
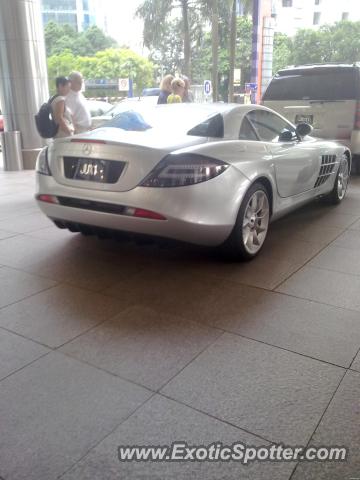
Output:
[136,0,193,75]
[44,22,118,57]
[47,48,154,95]
[275,21,360,72]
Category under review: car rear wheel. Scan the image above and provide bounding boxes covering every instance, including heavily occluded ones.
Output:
[223,182,270,260]
[329,154,350,204]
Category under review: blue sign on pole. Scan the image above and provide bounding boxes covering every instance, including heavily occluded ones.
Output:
[204,80,212,96]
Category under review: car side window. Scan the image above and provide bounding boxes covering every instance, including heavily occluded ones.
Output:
[239,116,259,141]
[247,110,296,142]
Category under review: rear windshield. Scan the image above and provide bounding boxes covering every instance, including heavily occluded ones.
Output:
[103,106,224,138]
[263,68,360,101]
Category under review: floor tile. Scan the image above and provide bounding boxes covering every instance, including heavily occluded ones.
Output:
[270,222,344,246]
[0,211,52,233]
[350,350,360,373]
[25,253,145,292]
[60,306,222,390]
[0,351,150,480]
[332,229,360,250]
[291,371,360,480]
[269,219,344,247]
[259,236,324,264]
[0,285,125,348]
[161,333,344,444]
[0,328,49,380]
[310,244,360,276]
[0,234,77,270]
[277,266,360,311]
[61,395,295,480]
[349,218,360,230]
[171,255,302,291]
[105,267,227,317]
[200,285,360,367]
[282,208,359,230]
[0,266,56,308]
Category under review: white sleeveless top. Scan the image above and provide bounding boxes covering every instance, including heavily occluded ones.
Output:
[51,95,74,138]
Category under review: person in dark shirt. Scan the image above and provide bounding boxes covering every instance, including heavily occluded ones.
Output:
[157,74,174,104]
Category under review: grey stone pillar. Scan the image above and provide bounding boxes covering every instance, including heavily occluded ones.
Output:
[0,0,49,169]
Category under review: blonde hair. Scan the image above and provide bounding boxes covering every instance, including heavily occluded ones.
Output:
[171,78,185,94]
[160,74,174,93]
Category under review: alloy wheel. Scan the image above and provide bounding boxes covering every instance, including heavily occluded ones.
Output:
[337,158,349,200]
[242,190,270,255]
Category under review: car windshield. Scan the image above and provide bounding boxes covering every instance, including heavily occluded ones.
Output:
[263,68,360,101]
[102,106,224,138]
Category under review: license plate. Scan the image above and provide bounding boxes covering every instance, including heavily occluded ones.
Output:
[64,157,125,184]
[74,158,108,182]
[295,114,313,125]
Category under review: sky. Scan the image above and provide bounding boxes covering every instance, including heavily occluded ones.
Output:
[97,0,145,54]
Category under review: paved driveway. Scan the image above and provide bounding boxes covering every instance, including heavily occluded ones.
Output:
[0,166,359,480]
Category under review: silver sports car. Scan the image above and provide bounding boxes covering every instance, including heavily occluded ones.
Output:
[36,103,351,259]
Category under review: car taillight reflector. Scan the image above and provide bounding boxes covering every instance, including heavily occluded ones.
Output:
[37,194,59,204]
[124,207,166,220]
[354,101,360,130]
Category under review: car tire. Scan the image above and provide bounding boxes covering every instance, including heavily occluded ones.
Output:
[328,154,350,204]
[222,182,270,261]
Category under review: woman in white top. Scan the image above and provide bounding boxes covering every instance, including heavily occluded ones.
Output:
[51,77,74,138]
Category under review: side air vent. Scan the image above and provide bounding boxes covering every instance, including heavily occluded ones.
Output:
[314,155,337,188]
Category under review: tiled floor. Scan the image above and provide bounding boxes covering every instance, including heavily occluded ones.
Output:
[0,162,360,480]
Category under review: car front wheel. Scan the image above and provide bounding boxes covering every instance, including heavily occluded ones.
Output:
[223,182,270,260]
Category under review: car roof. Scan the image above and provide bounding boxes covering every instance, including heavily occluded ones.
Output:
[278,63,360,74]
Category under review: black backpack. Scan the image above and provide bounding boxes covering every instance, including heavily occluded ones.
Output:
[35,94,60,138]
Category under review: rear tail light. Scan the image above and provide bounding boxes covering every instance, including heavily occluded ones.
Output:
[36,147,51,176]
[354,101,360,130]
[140,153,229,188]
[37,194,59,204]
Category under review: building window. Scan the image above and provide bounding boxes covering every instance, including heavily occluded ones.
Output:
[342,12,349,20]
[282,0,292,6]
[313,12,321,25]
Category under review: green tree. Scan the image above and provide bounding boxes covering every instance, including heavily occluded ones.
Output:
[290,21,360,66]
[44,22,117,57]
[136,0,192,76]
[272,33,293,73]
[48,48,154,95]
[47,50,79,91]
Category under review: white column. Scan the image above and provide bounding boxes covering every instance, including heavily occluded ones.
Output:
[0,0,49,168]
[261,16,275,96]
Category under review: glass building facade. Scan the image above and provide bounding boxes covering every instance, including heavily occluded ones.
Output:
[41,0,96,31]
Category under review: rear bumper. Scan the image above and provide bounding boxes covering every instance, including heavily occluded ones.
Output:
[35,168,250,246]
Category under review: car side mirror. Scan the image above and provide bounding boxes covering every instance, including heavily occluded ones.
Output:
[296,122,313,138]
[279,130,294,142]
